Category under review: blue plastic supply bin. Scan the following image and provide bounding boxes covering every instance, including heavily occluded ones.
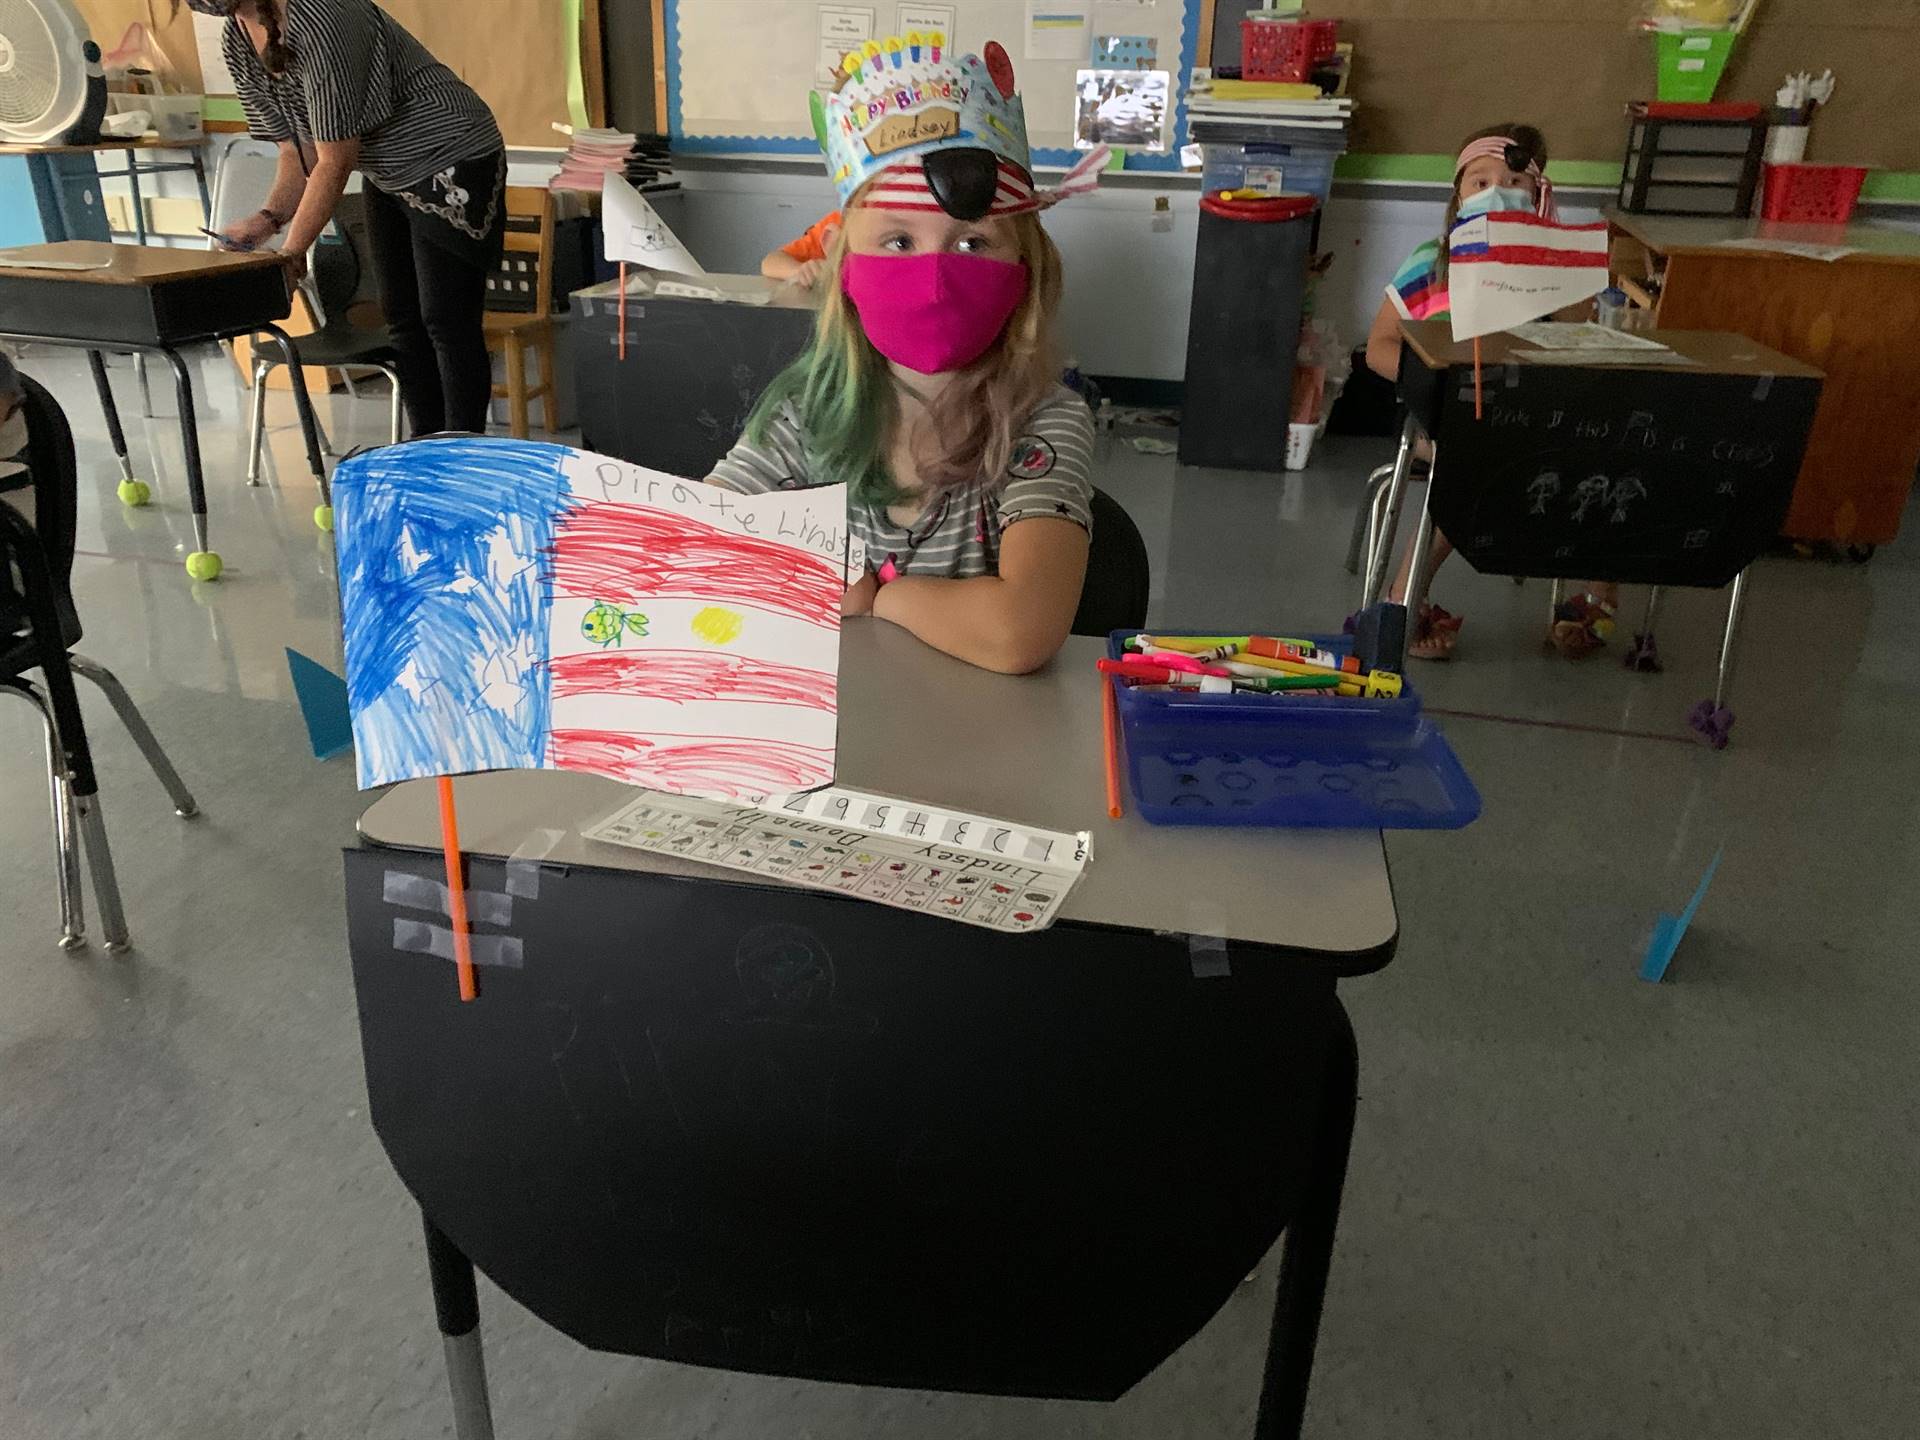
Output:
[1108,632,1482,829]
[1200,142,1341,206]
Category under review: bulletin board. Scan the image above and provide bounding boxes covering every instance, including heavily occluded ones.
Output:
[665,0,1202,167]
[69,0,588,148]
[1325,0,1920,173]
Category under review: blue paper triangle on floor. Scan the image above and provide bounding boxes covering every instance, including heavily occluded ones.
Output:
[285,648,354,761]
[1640,847,1723,983]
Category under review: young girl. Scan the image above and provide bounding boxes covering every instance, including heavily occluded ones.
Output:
[183,0,505,437]
[1364,123,1615,659]
[710,39,1100,675]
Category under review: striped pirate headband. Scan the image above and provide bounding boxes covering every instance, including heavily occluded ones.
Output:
[857,146,1112,220]
[1455,135,1557,219]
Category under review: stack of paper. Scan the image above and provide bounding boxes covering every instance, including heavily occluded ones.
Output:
[551,126,676,194]
[1186,72,1354,151]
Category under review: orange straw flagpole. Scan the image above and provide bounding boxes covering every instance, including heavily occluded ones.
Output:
[1473,336,1484,420]
[1101,676,1125,821]
[617,261,629,361]
[436,775,478,1002]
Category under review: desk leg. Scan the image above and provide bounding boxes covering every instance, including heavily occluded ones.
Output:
[1362,415,1418,609]
[424,1215,498,1440]
[191,150,213,224]
[258,324,334,532]
[1686,568,1748,750]
[160,349,220,581]
[1395,443,1441,671]
[1254,998,1358,1440]
[125,154,155,419]
[87,351,150,507]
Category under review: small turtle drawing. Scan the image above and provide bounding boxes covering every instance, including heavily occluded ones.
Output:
[581,601,650,647]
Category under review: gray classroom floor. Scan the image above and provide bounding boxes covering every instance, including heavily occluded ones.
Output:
[2,346,1916,1439]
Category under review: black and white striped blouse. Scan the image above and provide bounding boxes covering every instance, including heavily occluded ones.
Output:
[225,0,502,194]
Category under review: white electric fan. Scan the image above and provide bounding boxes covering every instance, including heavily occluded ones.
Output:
[0,0,104,145]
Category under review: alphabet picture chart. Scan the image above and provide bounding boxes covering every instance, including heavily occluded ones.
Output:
[583,786,1092,934]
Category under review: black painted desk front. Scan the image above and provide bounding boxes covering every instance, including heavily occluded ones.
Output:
[349,629,1399,1438]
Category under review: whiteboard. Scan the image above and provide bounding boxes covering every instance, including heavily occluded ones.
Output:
[668,0,1198,162]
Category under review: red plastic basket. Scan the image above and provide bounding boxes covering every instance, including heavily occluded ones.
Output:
[1240,18,1338,84]
[1758,163,1868,224]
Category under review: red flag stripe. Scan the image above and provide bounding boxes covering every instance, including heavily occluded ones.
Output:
[546,729,836,801]
[547,649,836,711]
[1451,246,1608,268]
[548,500,843,629]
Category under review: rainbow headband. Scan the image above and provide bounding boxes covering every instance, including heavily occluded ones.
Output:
[1455,135,1558,220]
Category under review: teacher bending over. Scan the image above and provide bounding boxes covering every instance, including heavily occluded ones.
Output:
[180,0,505,436]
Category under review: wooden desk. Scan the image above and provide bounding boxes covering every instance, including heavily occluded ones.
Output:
[0,243,328,577]
[1606,210,1920,550]
[350,628,1397,1438]
[1366,322,1822,745]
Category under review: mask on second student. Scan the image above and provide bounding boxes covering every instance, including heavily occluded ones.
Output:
[1456,185,1538,220]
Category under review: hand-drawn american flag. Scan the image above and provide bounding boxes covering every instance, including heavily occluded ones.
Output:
[1447,210,1611,343]
[335,437,858,803]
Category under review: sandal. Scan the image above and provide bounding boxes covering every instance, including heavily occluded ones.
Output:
[1408,602,1462,662]
[1549,592,1616,659]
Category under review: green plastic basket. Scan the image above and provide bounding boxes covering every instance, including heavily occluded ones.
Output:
[1656,30,1737,103]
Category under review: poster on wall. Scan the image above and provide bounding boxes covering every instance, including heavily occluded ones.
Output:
[817,5,876,86]
[897,2,956,51]
[1091,34,1157,70]
[1025,1,1090,62]
[1074,69,1170,152]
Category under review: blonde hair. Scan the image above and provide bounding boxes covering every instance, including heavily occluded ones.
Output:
[747,195,1064,507]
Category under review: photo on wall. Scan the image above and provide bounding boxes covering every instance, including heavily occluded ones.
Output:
[1073,68,1169,152]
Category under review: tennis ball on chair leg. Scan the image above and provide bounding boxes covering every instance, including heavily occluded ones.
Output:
[313,503,334,532]
[117,479,152,507]
[185,551,223,582]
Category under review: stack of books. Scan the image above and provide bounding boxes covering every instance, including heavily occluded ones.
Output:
[1186,73,1354,148]
[551,126,677,193]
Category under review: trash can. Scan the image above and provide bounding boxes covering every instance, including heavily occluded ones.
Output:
[1178,191,1316,471]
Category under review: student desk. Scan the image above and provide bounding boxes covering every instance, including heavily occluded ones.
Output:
[1363,323,1822,743]
[348,625,1398,1440]
[0,241,329,579]
[567,269,818,477]
[1605,211,1920,551]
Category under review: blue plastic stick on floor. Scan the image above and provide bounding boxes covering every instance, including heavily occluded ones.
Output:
[285,648,354,761]
[1640,846,1724,983]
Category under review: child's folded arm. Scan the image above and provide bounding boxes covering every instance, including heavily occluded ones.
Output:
[871,515,1089,675]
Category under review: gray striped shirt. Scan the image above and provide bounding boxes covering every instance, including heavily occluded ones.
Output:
[709,386,1096,581]
[226,0,501,194]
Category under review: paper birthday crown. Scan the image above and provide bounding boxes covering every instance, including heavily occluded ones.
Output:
[812,35,1032,209]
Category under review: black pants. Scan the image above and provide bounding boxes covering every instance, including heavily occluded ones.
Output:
[362,152,505,436]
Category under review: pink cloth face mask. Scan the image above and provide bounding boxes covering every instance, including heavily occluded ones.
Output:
[841,252,1030,375]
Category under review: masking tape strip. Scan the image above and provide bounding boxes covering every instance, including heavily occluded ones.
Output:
[1187,933,1231,979]
[392,918,525,969]
[1753,373,1772,402]
[1505,362,1520,389]
[383,870,513,927]
[505,827,569,899]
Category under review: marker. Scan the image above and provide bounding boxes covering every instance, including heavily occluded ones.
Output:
[1127,650,1230,676]
[1097,659,1230,691]
[200,227,250,252]
[1246,636,1363,674]
[1233,672,1342,692]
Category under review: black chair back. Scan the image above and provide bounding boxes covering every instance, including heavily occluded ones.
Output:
[1071,486,1150,637]
[2,376,81,651]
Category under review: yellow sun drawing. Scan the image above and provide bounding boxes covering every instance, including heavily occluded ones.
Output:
[691,606,745,645]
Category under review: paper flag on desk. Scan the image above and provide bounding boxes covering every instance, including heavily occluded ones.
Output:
[285,648,353,760]
[1640,847,1723,983]
[602,173,704,276]
[1448,211,1610,343]
[333,436,865,804]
